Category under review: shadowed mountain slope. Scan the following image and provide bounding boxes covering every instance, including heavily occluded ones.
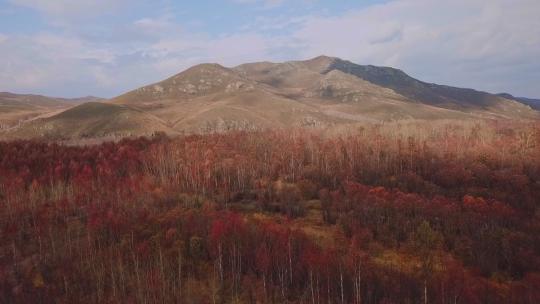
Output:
[498,93,540,110]
[319,56,534,116]
[237,56,536,119]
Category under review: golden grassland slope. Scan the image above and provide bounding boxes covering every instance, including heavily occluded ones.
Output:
[6,102,176,140]
[110,57,480,132]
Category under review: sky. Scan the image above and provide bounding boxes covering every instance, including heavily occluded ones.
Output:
[0,0,539,98]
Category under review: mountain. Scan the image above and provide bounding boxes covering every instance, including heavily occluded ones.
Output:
[113,63,258,105]
[2,56,538,140]
[0,92,101,130]
[497,93,540,110]
[262,56,534,117]
[234,57,473,121]
[111,63,359,132]
[110,57,480,132]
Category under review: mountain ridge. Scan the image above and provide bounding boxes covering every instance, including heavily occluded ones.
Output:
[2,56,538,140]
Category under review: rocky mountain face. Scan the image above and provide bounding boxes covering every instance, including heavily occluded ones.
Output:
[1,56,538,140]
[304,56,533,112]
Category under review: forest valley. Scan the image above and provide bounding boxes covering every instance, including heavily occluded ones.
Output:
[1,120,540,303]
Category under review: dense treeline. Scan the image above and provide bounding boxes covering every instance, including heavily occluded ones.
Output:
[1,120,540,303]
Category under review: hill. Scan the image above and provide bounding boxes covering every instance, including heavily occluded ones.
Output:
[0,92,100,130]
[110,57,482,133]
[111,63,356,132]
[234,58,472,121]
[7,102,175,140]
[237,56,536,119]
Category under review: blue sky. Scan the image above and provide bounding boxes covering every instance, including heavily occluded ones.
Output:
[0,0,539,98]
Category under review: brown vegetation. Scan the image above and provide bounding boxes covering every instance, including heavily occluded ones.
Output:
[1,120,540,303]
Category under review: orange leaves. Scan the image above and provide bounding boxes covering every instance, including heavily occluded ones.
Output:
[462,195,488,212]
[32,273,45,288]
[462,195,516,220]
[343,181,370,198]
[368,186,387,197]
[1,124,540,303]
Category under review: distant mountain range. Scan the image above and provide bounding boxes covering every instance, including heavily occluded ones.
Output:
[497,93,540,110]
[1,56,538,140]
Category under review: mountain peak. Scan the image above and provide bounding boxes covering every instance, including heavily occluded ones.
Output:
[113,61,256,104]
[188,62,227,70]
[175,63,232,77]
[308,55,339,62]
[302,55,341,72]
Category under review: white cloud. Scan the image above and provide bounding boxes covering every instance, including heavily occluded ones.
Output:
[145,31,277,75]
[1,0,539,98]
[0,33,120,96]
[134,17,174,33]
[148,0,540,97]
[289,0,540,96]
[0,34,8,44]
[9,0,127,17]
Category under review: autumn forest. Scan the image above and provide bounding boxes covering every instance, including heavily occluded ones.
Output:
[1,120,540,303]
